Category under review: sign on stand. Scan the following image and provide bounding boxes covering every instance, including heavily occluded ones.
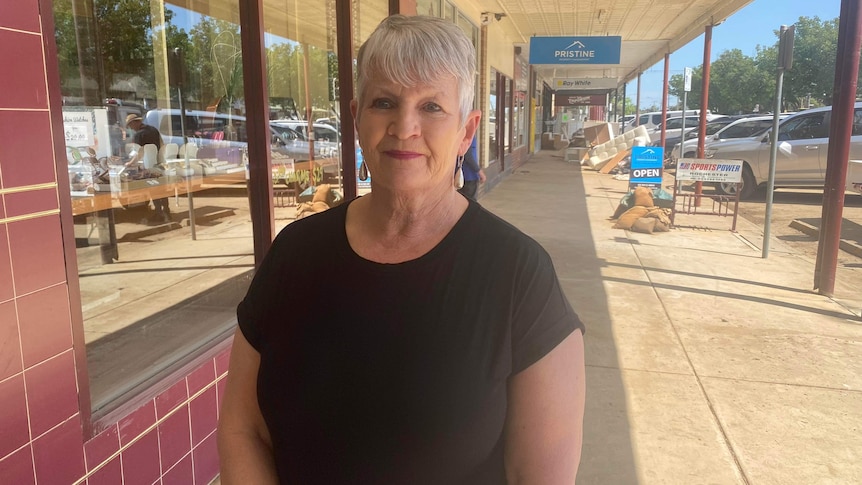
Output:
[676,159,743,183]
[673,158,743,231]
[629,146,664,189]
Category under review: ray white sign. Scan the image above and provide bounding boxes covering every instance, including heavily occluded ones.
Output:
[553,78,618,90]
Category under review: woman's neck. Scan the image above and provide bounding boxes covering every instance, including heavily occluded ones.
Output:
[346,189,468,263]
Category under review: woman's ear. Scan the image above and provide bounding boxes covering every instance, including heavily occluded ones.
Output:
[460,110,481,152]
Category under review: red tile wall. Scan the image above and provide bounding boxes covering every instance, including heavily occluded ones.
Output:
[0,3,228,484]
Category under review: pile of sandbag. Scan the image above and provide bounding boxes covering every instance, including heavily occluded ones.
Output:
[612,186,672,234]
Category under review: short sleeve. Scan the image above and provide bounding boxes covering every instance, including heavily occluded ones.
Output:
[510,246,583,373]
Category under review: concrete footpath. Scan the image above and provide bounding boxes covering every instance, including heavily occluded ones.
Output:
[479,150,862,484]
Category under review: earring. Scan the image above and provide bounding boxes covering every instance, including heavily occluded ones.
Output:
[454,155,464,189]
[359,159,369,181]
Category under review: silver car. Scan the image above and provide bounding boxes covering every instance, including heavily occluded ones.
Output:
[671,116,782,164]
[707,103,862,199]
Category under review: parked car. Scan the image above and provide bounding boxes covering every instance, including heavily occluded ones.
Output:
[706,102,862,199]
[648,114,725,142]
[654,119,735,167]
[670,115,784,165]
[624,109,713,133]
[143,109,334,162]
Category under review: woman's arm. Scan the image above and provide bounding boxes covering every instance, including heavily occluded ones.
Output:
[217,330,279,484]
[504,330,586,484]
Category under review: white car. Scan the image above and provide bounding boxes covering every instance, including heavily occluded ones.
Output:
[671,115,783,164]
[648,114,722,142]
[707,102,862,199]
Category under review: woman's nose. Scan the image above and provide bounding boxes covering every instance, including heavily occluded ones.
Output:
[387,109,421,139]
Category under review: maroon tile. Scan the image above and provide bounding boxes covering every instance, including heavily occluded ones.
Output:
[32,414,85,485]
[4,188,59,219]
[186,360,215,396]
[192,432,219,485]
[17,284,73,367]
[0,111,57,188]
[86,455,122,485]
[0,445,35,485]
[0,196,5,220]
[0,224,13,302]
[0,300,22,380]
[214,347,231,376]
[8,214,66,296]
[0,31,48,110]
[189,387,217,447]
[161,454,192,485]
[118,401,156,446]
[0,0,40,32]
[25,350,79,438]
[84,424,119,471]
[120,430,160,485]
[155,379,188,420]
[0,374,29,458]
[158,404,191,471]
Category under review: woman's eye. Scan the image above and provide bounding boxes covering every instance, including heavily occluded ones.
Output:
[424,103,442,112]
[371,98,393,109]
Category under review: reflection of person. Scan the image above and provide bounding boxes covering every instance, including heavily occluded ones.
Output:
[458,135,485,200]
[125,114,170,223]
[219,15,585,484]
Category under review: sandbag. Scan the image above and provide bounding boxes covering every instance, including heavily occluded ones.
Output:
[614,206,651,229]
[633,186,654,207]
[630,217,657,234]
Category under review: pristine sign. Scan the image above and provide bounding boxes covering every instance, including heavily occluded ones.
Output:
[629,147,664,188]
[676,159,743,183]
[554,78,618,90]
[530,36,622,65]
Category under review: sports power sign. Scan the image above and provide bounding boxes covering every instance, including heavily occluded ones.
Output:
[529,36,622,65]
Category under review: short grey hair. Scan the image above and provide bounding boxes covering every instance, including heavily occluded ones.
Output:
[355,15,476,125]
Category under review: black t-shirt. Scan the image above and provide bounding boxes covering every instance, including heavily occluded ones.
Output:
[238,198,583,484]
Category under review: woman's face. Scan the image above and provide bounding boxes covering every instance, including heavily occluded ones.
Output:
[352,75,479,195]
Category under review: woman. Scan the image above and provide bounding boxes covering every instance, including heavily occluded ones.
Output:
[218,15,585,484]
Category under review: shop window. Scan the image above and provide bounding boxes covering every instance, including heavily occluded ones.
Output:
[52,0,385,418]
[416,0,441,17]
[489,68,498,162]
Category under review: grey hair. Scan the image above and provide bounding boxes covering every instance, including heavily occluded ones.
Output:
[356,15,476,125]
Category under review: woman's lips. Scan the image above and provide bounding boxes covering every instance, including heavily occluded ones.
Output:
[384,150,423,160]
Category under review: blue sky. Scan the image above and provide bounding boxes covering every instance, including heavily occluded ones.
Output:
[628,0,841,109]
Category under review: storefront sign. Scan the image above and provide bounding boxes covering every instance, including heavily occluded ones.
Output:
[554,78,618,90]
[676,159,743,183]
[555,94,607,107]
[529,36,621,65]
[629,147,664,188]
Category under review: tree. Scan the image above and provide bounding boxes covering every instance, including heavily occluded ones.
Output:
[612,96,637,116]
[709,49,771,114]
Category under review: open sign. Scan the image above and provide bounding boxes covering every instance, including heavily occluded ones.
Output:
[629,146,664,188]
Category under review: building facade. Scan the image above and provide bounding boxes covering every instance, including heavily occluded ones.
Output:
[0,0,537,483]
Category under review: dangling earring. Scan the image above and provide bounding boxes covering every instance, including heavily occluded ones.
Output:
[454,155,464,189]
[359,159,369,181]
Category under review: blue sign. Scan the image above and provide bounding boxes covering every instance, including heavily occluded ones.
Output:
[529,36,621,65]
[629,146,664,188]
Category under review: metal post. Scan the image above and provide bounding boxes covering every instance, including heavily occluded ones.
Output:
[177,86,196,240]
[815,0,862,294]
[763,26,790,258]
[660,53,669,150]
[635,72,641,126]
[696,24,714,206]
[621,83,626,134]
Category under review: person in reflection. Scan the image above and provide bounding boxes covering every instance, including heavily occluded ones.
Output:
[458,134,485,200]
[218,15,585,484]
[125,114,171,224]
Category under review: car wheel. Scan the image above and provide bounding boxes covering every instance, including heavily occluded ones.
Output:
[716,163,756,199]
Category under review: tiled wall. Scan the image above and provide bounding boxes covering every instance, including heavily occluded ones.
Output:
[0,2,226,483]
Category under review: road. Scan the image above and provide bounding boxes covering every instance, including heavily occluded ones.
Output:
[693,183,862,265]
